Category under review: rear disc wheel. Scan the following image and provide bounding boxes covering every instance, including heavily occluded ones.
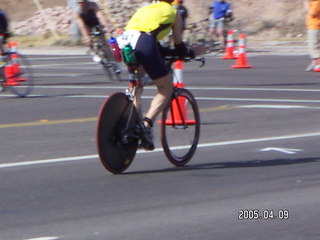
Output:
[96,92,139,174]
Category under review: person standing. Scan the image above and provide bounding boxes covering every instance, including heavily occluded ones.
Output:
[304,0,320,71]
[172,0,189,32]
[209,0,232,49]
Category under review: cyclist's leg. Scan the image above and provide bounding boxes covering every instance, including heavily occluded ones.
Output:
[145,74,173,123]
[208,18,216,42]
[133,84,144,119]
[0,34,5,64]
[135,33,174,124]
[0,35,5,87]
[217,19,226,49]
[134,33,174,150]
[137,72,173,151]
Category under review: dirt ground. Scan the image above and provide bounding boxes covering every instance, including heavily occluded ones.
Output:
[0,0,307,40]
[0,0,66,21]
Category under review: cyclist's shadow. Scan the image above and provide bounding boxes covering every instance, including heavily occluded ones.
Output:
[124,157,320,175]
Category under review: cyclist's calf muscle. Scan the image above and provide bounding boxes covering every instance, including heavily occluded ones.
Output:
[144,73,173,123]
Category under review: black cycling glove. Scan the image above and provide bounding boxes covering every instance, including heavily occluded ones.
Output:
[174,42,195,59]
[158,43,177,57]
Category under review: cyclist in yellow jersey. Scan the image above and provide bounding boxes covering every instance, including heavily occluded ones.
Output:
[118,0,194,150]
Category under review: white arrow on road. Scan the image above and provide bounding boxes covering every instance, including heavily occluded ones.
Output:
[260,147,303,154]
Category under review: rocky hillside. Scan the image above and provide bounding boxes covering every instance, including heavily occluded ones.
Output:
[0,0,307,40]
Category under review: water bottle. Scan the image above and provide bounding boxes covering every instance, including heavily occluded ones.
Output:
[108,37,122,63]
[123,44,136,65]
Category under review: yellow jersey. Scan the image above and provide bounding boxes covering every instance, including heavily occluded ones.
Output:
[125,2,177,40]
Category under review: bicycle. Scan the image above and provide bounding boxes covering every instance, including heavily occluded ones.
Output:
[96,54,205,174]
[89,26,122,81]
[185,18,239,56]
[0,40,34,97]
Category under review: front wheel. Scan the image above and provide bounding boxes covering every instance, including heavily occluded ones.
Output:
[161,88,200,166]
[96,92,139,174]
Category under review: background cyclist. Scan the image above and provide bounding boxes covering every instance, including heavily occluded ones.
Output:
[172,0,189,32]
[0,9,9,64]
[73,0,109,46]
[117,0,194,150]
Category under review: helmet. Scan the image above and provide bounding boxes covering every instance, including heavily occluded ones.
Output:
[172,0,183,5]
[161,0,174,3]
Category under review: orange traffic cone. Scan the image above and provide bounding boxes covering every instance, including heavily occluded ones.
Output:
[173,60,183,86]
[7,41,18,53]
[231,34,252,69]
[164,60,196,125]
[221,30,237,60]
[3,63,20,86]
[7,41,27,81]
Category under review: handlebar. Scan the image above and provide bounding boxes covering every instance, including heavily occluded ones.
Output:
[164,56,206,68]
[89,25,106,37]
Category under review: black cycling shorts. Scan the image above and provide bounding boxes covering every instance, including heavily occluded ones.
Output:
[134,33,169,80]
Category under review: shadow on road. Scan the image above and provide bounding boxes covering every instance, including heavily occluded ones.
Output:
[125,157,320,175]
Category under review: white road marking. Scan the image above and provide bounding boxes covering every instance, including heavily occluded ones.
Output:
[239,104,320,109]
[197,96,320,103]
[1,131,318,169]
[15,85,320,92]
[34,62,96,68]
[186,86,320,92]
[260,147,303,154]
[28,56,89,60]
[24,237,59,240]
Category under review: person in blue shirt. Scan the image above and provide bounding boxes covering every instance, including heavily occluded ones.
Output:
[209,0,233,49]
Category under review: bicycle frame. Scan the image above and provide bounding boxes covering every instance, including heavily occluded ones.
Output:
[89,27,108,61]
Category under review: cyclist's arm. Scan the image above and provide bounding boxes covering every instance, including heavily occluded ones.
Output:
[172,13,183,45]
[0,35,4,54]
[96,9,109,31]
[171,13,195,58]
[73,11,91,45]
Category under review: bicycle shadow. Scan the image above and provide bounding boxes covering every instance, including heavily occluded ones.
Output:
[125,157,320,175]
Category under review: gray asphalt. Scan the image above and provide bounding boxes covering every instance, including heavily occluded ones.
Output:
[0,50,320,240]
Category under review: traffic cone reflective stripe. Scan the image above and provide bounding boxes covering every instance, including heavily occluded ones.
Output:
[231,34,252,69]
[173,60,183,85]
[7,41,18,53]
[11,53,27,82]
[222,30,237,60]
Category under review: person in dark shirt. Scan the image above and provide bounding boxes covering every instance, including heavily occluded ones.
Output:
[0,9,9,54]
[73,0,109,46]
[173,0,188,31]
